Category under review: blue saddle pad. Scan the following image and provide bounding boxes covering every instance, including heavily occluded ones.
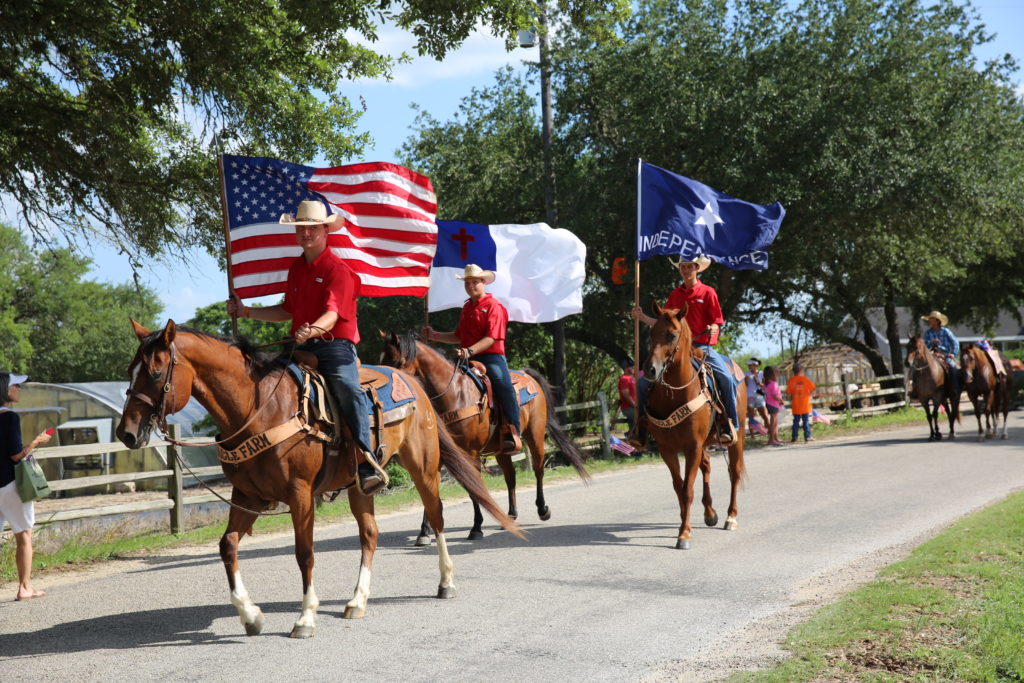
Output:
[511,370,539,406]
[287,363,416,418]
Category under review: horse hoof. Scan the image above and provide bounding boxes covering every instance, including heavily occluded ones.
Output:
[675,538,691,550]
[538,506,551,521]
[947,434,956,440]
[467,529,484,541]
[244,612,265,636]
[414,535,432,547]
[342,605,365,620]
[508,512,518,521]
[1002,434,1009,440]
[724,519,738,531]
[705,513,719,527]
[289,624,315,639]
[437,585,457,599]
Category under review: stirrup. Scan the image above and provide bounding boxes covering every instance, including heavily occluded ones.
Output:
[500,424,523,454]
[717,419,737,446]
[355,446,390,496]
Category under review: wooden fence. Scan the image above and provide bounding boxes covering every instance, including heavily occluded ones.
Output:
[4,379,909,534]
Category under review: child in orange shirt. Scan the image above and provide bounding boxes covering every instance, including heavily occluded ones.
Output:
[785,363,816,442]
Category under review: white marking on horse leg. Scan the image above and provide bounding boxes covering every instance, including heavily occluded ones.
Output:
[436,532,455,590]
[293,585,319,630]
[345,565,372,615]
[229,571,263,627]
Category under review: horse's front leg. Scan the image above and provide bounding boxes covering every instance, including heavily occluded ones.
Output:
[344,489,380,619]
[288,487,318,639]
[658,440,695,549]
[699,447,718,527]
[219,490,264,636]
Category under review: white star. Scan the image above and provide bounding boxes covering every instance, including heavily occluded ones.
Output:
[694,201,724,240]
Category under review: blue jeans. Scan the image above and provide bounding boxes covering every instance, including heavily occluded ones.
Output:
[792,413,811,440]
[473,353,521,432]
[695,344,739,429]
[298,338,372,453]
[635,348,738,428]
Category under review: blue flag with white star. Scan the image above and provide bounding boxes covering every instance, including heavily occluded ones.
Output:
[637,162,784,270]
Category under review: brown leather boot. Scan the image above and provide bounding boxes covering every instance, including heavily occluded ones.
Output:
[501,424,523,454]
[356,446,389,496]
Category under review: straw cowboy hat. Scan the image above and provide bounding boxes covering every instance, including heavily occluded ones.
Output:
[279,200,342,232]
[921,310,949,326]
[455,264,496,285]
[669,254,712,274]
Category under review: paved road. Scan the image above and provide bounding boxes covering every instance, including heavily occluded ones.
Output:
[2,412,1022,682]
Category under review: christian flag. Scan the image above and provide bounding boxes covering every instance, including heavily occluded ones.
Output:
[220,154,437,299]
[637,162,784,270]
[428,221,585,323]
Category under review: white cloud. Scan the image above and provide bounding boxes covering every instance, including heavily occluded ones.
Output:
[347,24,530,88]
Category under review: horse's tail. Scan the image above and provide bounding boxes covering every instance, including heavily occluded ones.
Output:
[523,368,592,483]
[436,419,525,539]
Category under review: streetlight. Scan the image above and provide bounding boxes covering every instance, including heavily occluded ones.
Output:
[521,1,566,405]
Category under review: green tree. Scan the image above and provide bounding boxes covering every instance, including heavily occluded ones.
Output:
[1,0,627,265]
[0,225,162,380]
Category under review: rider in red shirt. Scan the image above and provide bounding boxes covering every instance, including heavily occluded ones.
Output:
[630,255,740,444]
[227,200,386,495]
[422,264,522,453]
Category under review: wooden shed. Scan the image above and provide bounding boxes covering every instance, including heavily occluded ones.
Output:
[777,344,880,409]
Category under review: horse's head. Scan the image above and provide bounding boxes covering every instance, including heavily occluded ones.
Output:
[116,319,195,449]
[644,300,691,382]
[960,343,978,384]
[906,334,923,365]
[378,330,418,371]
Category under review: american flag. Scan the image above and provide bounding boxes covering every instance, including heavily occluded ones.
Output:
[220,154,438,299]
[609,435,637,455]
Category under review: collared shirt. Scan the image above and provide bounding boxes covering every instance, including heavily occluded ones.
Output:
[665,280,725,345]
[618,373,636,410]
[283,248,361,343]
[923,326,959,357]
[456,293,507,355]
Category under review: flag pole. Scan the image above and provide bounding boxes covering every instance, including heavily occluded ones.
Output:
[216,154,239,337]
[633,159,642,386]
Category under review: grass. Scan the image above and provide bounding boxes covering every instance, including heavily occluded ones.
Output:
[0,405,928,582]
[729,489,1024,682]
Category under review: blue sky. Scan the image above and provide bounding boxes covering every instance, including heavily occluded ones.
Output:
[37,2,1024,355]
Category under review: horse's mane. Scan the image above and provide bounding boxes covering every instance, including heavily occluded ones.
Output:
[397,332,456,367]
[141,326,282,379]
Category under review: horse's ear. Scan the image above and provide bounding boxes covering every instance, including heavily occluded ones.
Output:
[130,319,150,341]
[160,319,177,346]
[379,329,387,339]
[675,303,689,322]
[390,331,400,344]
[652,299,663,317]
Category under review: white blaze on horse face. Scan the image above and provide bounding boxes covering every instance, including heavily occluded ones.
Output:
[229,571,263,627]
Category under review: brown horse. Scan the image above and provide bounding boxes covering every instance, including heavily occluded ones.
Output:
[380,332,590,544]
[905,334,959,440]
[115,321,521,639]
[643,302,747,550]
[960,343,1011,441]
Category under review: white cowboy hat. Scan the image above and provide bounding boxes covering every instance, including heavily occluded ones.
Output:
[746,358,761,366]
[669,255,712,274]
[8,373,27,386]
[920,310,949,326]
[455,264,496,285]
[279,200,342,232]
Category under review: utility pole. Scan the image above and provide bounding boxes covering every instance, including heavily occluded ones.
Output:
[537,2,566,405]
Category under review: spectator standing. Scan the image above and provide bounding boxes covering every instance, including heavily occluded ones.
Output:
[785,363,817,442]
[762,365,785,446]
[617,358,637,435]
[744,358,770,435]
[1,370,53,600]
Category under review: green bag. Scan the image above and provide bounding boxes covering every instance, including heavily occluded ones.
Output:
[15,455,51,502]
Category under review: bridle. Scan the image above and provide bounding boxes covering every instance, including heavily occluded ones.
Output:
[126,342,181,434]
[648,325,701,393]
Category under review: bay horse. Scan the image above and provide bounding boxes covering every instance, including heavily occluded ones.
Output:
[115,320,522,639]
[960,343,1011,441]
[643,302,746,550]
[905,334,959,440]
[380,332,590,544]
